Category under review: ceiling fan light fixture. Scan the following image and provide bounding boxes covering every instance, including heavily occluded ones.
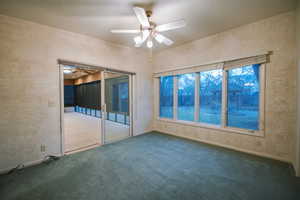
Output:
[110,7,185,49]
[64,69,72,74]
[147,40,153,48]
[134,36,142,44]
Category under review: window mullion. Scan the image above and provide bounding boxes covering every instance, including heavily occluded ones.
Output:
[194,73,200,122]
[259,64,266,132]
[156,78,160,119]
[173,76,178,120]
[221,70,228,128]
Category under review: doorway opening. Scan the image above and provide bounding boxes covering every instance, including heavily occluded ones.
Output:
[63,65,102,154]
[59,61,134,155]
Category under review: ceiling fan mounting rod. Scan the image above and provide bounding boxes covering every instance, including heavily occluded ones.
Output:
[146,10,152,18]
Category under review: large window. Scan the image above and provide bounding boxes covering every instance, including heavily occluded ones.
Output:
[227,65,260,130]
[157,61,264,135]
[159,76,174,118]
[177,73,195,121]
[199,70,222,125]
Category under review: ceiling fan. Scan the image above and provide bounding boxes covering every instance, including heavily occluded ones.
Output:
[110,7,186,48]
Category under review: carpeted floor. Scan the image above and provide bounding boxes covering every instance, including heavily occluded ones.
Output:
[1,132,300,200]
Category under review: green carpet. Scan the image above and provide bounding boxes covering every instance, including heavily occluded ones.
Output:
[1,132,299,200]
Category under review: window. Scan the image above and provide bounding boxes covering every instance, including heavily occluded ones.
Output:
[227,64,260,130]
[199,69,222,125]
[159,76,174,118]
[177,73,195,121]
[156,57,265,135]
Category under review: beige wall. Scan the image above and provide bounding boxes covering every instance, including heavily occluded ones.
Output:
[296,0,300,176]
[153,12,297,163]
[0,15,153,171]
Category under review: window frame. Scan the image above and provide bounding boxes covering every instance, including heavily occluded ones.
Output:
[156,63,265,137]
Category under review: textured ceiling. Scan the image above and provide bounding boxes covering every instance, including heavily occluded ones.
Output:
[0,0,297,50]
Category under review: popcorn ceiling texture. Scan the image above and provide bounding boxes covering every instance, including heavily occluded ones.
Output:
[153,12,297,163]
[0,15,153,171]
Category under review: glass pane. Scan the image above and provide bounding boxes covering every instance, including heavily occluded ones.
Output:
[199,70,222,125]
[108,112,115,121]
[96,110,101,118]
[105,75,129,125]
[227,64,260,130]
[64,85,75,107]
[117,113,125,124]
[119,82,129,113]
[178,73,195,121]
[104,72,130,144]
[159,76,174,118]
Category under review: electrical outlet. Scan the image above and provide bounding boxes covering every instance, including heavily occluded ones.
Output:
[41,145,46,152]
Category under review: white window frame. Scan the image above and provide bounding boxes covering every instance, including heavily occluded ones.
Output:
[155,63,266,137]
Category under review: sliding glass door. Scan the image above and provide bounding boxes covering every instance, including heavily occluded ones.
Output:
[101,71,132,144]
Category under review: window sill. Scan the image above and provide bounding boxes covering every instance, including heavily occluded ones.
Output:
[156,117,264,137]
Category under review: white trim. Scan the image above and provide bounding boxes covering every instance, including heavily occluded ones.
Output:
[194,73,200,121]
[59,64,65,155]
[223,54,267,70]
[129,74,134,137]
[153,52,270,77]
[156,78,160,118]
[173,76,178,120]
[259,64,266,134]
[221,69,228,128]
[154,63,223,77]
[0,153,63,175]
[65,143,101,155]
[157,118,264,137]
[155,130,290,163]
[101,71,108,144]
[100,71,106,144]
[101,71,133,144]
[132,75,137,135]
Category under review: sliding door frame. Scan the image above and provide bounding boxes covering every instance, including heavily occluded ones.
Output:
[58,60,135,155]
[100,70,133,145]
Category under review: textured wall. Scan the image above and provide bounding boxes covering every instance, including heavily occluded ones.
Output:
[153,12,297,163]
[0,15,153,171]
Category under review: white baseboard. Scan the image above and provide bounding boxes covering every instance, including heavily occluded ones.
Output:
[154,129,291,164]
[64,143,100,155]
[0,153,63,175]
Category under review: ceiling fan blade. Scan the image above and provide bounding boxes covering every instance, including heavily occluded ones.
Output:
[111,29,140,34]
[133,7,150,27]
[156,19,186,32]
[142,30,150,41]
[154,34,174,46]
[134,30,150,47]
